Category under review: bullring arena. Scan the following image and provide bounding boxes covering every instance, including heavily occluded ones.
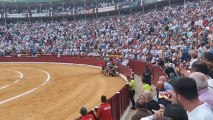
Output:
[0,62,125,120]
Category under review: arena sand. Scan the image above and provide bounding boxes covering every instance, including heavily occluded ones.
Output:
[0,63,125,120]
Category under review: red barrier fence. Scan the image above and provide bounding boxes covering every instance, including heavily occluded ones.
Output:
[0,56,164,119]
[129,59,164,86]
[117,64,132,78]
[0,56,102,66]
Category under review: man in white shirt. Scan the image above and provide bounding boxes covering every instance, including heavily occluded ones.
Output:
[189,51,198,69]
[172,77,213,120]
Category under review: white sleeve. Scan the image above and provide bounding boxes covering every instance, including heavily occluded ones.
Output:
[140,115,154,120]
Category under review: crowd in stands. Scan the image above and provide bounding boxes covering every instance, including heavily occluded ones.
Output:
[79,0,212,119]
[0,0,212,62]
[0,0,139,14]
[0,0,213,119]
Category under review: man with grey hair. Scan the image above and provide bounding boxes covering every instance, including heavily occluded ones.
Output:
[189,72,213,109]
[131,97,153,120]
[144,90,160,114]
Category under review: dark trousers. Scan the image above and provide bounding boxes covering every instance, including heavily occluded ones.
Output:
[129,90,135,108]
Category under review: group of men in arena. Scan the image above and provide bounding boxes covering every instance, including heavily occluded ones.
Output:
[101,57,119,77]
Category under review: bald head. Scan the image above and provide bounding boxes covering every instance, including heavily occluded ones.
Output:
[189,72,208,90]
[159,76,167,82]
[157,80,164,91]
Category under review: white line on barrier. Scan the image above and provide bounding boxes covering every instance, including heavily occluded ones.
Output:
[0,68,50,105]
[0,70,24,90]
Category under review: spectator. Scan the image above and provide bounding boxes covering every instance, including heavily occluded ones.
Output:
[143,104,188,120]
[164,66,178,80]
[79,107,95,120]
[169,73,178,82]
[159,76,174,90]
[156,81,172,107]
[131,98,153,120]
[144,90,160,114]
[189,51,198,69]
[172,77,213,120]
[163,104,188,120]
[190,61,213,88]
[189,72,213,109]
[203,52,213,78]
[94,95,112,120]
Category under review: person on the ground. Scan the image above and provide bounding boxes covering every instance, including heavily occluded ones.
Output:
[109,63,117,77]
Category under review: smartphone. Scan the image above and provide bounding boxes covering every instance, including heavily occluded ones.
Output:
[158,91,171,99]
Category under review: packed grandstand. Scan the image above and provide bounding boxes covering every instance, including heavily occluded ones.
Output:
[0,0,213,120]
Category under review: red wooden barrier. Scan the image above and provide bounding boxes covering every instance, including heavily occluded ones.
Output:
[117,64,132,78]
[128,59,165,86]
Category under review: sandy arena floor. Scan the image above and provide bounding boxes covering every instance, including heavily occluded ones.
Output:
[0,63,125,120]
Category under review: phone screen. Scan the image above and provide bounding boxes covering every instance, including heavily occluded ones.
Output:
[158,91,171,99]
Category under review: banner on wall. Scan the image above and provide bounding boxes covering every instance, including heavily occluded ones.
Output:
[119,3,138,9]
[32,13,50,17]
[7,13,26,18]
[98,6,115,13]
[144,0,158,4]
[54,12,72,16]
[76,9,94,14]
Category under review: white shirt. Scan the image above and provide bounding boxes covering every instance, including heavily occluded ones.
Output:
[189,58,198,69]
[140,115,154,120]
[187,102,213,120]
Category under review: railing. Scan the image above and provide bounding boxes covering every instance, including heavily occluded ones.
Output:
[0,56,164,119]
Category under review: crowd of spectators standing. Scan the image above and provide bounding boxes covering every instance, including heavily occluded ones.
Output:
[0,0,212,63]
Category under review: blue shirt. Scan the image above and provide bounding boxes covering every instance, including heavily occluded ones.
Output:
[164,82,174,90]
[210,48,213,55]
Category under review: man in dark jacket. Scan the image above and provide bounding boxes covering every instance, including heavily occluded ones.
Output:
[131,98,153,120]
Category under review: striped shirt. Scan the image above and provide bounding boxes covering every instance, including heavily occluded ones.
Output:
[198,88,213,109]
